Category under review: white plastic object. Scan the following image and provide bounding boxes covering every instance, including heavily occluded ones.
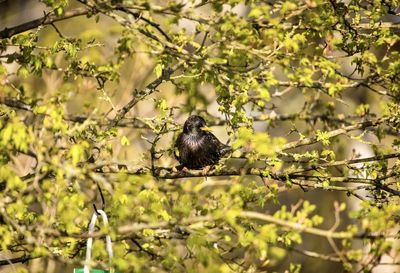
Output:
[83,209,113,273]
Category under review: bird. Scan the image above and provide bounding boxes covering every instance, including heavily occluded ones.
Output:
[175,115,231,170]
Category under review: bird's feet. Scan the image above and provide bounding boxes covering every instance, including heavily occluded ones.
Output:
[174,165,190,176]
[174,165,189,172]
[202,165,211,176]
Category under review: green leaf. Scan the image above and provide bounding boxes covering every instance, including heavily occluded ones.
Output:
[0,63,7,75]
[120,135,130,146]
[68,142,88,165]
[155,63,163,77]
[316,130,330,146]
[17,66,29,78]
[33,105,47,114]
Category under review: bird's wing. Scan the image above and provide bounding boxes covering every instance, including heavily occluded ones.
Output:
[219,143,232,156]
[205,133,231,157]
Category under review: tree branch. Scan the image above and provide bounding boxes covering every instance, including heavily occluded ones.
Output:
[115,7,171,42]
[77,210,392,242]
[91,158,400,196]
[0,254,37,266]
[95,165,377,182]
[282,118,386,150]
[0,7,92,39]
[93,165,400,196]
[240,211,353,239]
[287,246,341,262]
[292,152,400,173]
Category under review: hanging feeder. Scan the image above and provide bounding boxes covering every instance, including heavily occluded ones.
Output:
[74,209,119,273]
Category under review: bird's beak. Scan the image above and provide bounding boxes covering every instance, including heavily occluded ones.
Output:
[200,126,213,132]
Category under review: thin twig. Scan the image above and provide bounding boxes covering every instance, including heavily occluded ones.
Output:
[107,62,183,129]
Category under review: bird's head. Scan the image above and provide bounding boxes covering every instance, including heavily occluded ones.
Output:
[183,115,212,134]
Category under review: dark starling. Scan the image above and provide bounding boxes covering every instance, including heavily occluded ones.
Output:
[175,115,231,169]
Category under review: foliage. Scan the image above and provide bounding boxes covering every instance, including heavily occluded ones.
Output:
[0,0,400,272]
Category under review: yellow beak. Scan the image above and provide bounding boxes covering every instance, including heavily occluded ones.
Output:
[200,126,213,132]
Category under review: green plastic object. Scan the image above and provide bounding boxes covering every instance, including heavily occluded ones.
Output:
[73,268,118,273]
